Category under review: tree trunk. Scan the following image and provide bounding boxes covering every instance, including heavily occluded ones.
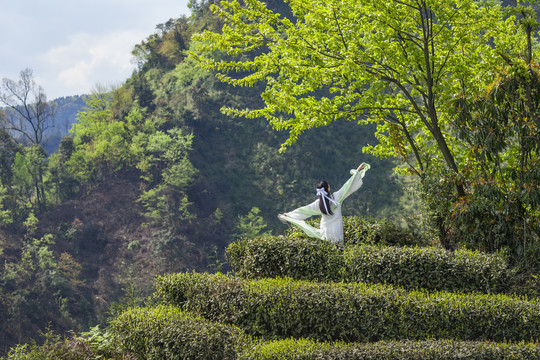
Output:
[431,124,466,197]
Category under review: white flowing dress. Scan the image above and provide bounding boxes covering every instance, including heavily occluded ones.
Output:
[278,164,370,242]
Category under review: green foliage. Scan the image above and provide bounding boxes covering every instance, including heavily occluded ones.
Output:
[111,305,251,360]
[78,325,116,357]
[0,129,17,184]
[192,0,512,190]
[132,17,192,71]
[191,0,539,271]
[343,216,429,247]
[234,207,271,239]
[47,138,79,202]
[136,127,198,233]
[67,91,199,237]
[154,272,540,343]
[0,215,90,349]
[0,182,13,227]
[245,338,540,360]
[10,2,540,357]
[109,304,540,360]
[226,236,512,293]
[67,91,133,183]
[516,272,540,299]
[131,8,412,241]
[12,145,48,211]
[344,245,511,294]
[227,236,344,282]
[3,327,125,360]
[448,61,540,265]
[0,19,408,351]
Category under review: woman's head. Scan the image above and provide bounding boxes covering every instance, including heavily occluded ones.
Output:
[317,180,333,215]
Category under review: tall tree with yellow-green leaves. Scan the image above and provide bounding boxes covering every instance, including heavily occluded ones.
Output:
[192,0,518,198]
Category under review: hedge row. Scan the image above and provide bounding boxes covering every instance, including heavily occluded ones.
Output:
[227,236,344,282]
[247,338,540,360]
[226,236,511,293]
[110,305,250,360]
[345,243,510,293]
[111,305,540,359]
[153,272,540,343]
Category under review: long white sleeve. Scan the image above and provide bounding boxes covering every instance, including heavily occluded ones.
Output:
[333,163,370,203]
[278,200,323,239]
[284,200,320,219]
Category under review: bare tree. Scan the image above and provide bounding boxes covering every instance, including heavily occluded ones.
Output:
[0,68,56,146]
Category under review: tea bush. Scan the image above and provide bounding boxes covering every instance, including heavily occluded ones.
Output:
[226,236,511,293]
[110,305,251,360]
[226,236,344,282]
[241,338,540,360]
[110,305,540,360]
[154,272,540,343]
[344,244,511,293]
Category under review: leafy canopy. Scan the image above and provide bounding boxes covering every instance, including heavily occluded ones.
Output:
[192,0,513,181]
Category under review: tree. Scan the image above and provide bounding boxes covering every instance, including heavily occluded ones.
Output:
[0,129,18,185]
[1,223,86,346]
[12,145,48,211]
[0,183,14,228]
[505,0,540,66]
[450,51,540,262]
[234,206,270,239]
[0,69,56,146]
[67,90,132,183]
[192,0,516,197]
[132,18,190,71]
[136,128,198,235]
[413,0,540,257]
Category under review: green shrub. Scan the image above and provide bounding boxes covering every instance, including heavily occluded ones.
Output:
[240,338,540,360]
[284,216,427,246]
[154,272,540,343]
[226,236,344,282]
[110,305,251,360]
[226,236,511,293]
[344,244,511,293]
[109,304,540,360]
[3,328,124,360]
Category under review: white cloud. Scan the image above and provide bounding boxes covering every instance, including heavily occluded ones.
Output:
[43,30,146,96]
[1,0,190,99]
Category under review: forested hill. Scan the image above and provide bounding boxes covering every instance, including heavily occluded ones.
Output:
[44,95,87,154]
[0,0,412,353]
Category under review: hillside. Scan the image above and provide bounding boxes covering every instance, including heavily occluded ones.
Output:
[0,1,414,354]
[2,0,539,357]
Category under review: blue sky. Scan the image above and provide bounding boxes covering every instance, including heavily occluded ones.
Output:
[1,0,190,99]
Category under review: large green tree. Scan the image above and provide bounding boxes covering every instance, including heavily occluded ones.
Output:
[192,0,517,197]
[450,61,540,262]
[412,1,540,260]
[446,0,540,261]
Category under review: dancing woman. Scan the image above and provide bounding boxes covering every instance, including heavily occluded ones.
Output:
[278,163,369,243]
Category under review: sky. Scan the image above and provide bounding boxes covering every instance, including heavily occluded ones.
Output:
[1,0,191,100]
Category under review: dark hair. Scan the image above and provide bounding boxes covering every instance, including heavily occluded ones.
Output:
[317,180,333,215]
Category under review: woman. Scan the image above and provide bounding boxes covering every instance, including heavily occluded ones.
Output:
[278,163,369,243]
